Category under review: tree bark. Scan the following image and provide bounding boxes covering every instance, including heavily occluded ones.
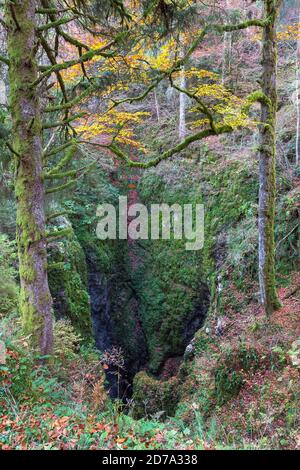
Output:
[258,0,281,316]
[179,65,187,140]
[5,0,53,354]
[154,89,160,122]
[221,31,232,85]
[296,12,300,166]
[178,37,187,140]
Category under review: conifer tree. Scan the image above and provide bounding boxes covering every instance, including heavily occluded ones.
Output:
[0,0,130,353]
[5,0,53,354]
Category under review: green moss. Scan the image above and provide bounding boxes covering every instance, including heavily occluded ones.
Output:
[135,158,259,372]
[132,371,179,419]
[5,0,54,353]
[214,343,260,405]
[193,330,216,355]
[0,235,18,317]
[48,236,91,339]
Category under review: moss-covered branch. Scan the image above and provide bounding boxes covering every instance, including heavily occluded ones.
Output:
[37,15,77,31]
[44,140,74,158]
[46,210,70,221]
[242,90,272,114]
[46,227,73,240]
[39,34,68,102]
[45,141,77,174]
[108,125,232,168]
[47,262,66,271]
[42,112,85,129]
[40,0,90,50]
[44,169,77,180]
[36,7,70,14]
[45,84,96,113]
[46,179,77,194]
[45,160,96,192]
[32,42,117,87]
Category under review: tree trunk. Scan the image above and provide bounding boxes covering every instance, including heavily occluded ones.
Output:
[296,12,300,166]
[5,0,53,354]
[258,0,281,316]
[179,65,187,140]
[154,89,160,122]
[221,31,232,85]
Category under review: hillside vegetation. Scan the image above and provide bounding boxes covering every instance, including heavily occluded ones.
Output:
[0,0,299,451]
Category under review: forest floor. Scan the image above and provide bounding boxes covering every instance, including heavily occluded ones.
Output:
[177,271,300,450]
[0,273,299,450]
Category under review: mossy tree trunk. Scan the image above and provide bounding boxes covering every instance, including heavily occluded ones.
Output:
[5,0,53,353]
[258,0,281,316]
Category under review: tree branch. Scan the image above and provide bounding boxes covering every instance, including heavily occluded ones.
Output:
[169,76,217,133]
[106,125,232,169]
[110,17,268,109]
[37,15,78,32]
[46,179,77,194]
[45,140,77,172]
[39,34,68,103]
[46,210,70,221]
[32,41,117,87]
[46,227,73,240]
[44,140,74,158]
[42,112,85,129]
[45,84,96,113]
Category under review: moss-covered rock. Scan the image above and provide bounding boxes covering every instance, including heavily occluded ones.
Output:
[65,173,149,386]
[132,370,179,419]
[135,165,210,373]
[47,218,91,339]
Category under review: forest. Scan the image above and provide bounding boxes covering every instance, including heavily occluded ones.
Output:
[0,0,299,452]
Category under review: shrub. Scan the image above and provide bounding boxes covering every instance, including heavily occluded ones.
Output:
[53,319,82,360]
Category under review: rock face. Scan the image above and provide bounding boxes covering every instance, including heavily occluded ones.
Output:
[133,165,210,374]
[88,260,112,352]
[47,221,91,339]
[85,243,148,399]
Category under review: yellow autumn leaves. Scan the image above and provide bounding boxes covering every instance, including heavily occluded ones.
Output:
[52,26,254,149]
[187,71,250,131]
[75,109,150,150]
